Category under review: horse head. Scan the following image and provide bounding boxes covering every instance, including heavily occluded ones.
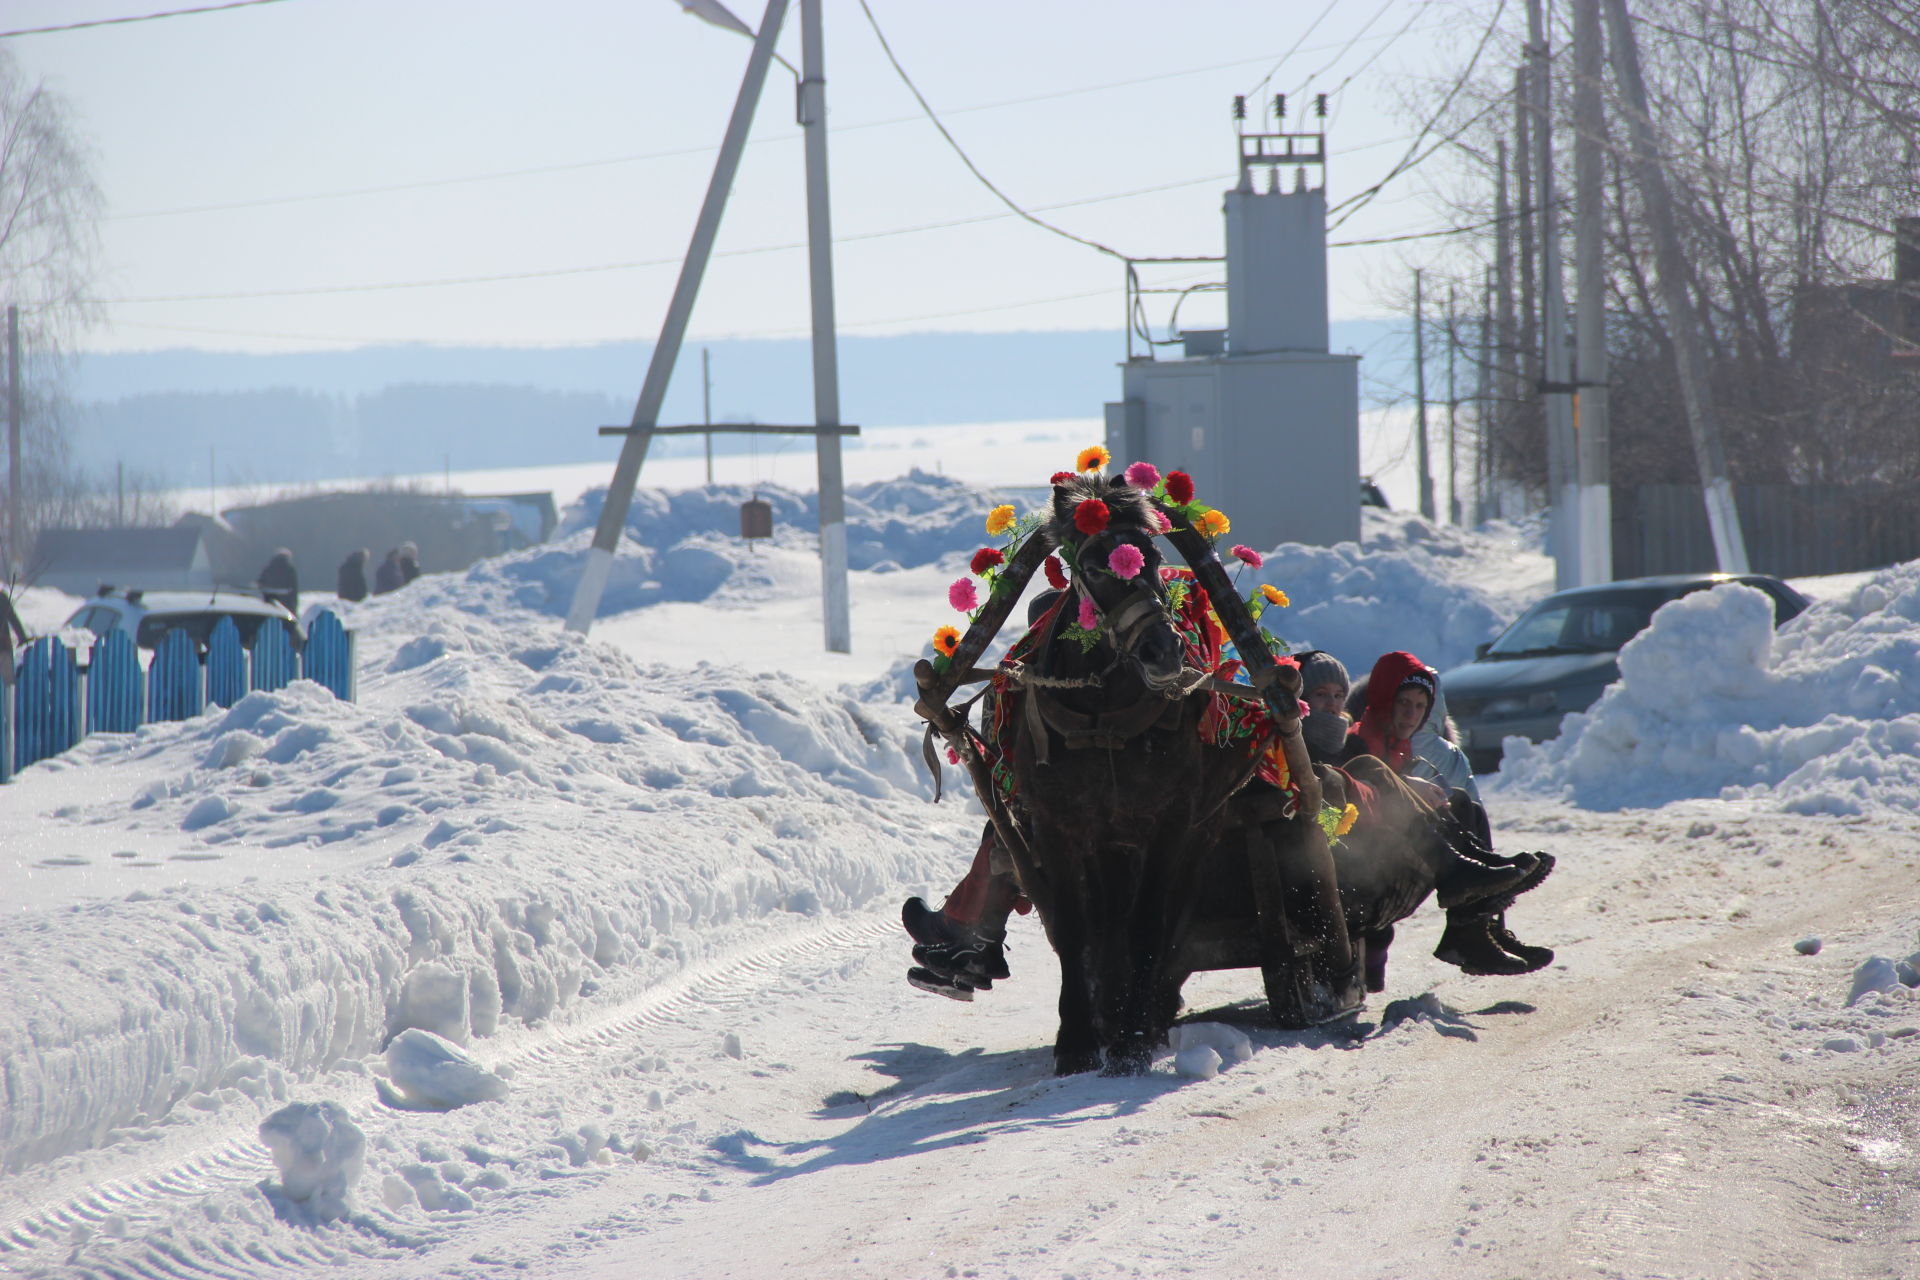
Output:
[1049,474,1186,691]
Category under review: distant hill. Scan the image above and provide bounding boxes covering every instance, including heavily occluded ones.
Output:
[69,322,1404,487]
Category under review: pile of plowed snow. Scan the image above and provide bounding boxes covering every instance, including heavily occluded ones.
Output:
[1496,564,1920,813]
[0,600,972,1174]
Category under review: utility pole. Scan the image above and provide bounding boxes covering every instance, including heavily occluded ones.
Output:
[6,305,18,579]
[702,347,713,486]
[1602,0,1748,572]
[1493,139,1515,517]
[1480,266,1497,521]
[1528,0,1579,588]
[800,0,851,654]
[1573,0,1612,583]
[1446,284,1461,525]
[1414,269,1435,521]
[1513,68,1539,485]
[565,0,791,634]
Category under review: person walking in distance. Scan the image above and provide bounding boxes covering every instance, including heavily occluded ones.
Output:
[336,548,370,603]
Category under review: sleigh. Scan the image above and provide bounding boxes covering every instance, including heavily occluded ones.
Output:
[913,474,1364,1072]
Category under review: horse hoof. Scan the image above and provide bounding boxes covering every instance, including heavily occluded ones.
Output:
[1054,1048,1101,1076]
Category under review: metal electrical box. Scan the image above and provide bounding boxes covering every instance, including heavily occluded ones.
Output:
[1108,122,1360,553]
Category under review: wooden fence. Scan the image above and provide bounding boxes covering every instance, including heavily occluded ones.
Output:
[1,611,356,783]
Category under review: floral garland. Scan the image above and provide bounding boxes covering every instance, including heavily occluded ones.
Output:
[927,445,1296,669]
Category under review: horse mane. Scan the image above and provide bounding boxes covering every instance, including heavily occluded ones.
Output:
[1048,474,1156,543]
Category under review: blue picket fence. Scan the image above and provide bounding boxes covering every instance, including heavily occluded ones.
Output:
[0,608,357,784]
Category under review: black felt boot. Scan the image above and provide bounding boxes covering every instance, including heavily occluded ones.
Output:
[1434,914,1533,975]
[1434,851,1537,910]
[1487,912,1554,970]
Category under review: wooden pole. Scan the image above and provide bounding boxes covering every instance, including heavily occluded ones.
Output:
[1528,0,1579,588]
[1447,284,1460,525]
[800,0,851,654]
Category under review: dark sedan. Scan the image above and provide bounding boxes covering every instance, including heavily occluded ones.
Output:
[1442,573,1811,773]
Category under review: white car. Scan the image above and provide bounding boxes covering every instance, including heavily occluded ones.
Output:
[64,587,299,654]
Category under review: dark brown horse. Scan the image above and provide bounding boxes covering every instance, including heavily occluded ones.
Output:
[1003,475,1349,1073]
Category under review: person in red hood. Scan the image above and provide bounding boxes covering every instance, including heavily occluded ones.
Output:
[1338,650,1555,978]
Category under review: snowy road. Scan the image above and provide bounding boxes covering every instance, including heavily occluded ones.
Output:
[7,799,1917,1278]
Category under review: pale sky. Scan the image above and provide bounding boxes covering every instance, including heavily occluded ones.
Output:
[5,0,1490,354]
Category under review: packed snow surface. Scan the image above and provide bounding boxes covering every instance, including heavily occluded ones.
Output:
[3,456,1918,1278]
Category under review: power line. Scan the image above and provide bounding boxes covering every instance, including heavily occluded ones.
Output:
[1327,0,1512,230]
[1246,0,1343,100]
[89,170,1237,303]
[109,25,1448,222]
[854,0,1131,261]
[0,0,287,39]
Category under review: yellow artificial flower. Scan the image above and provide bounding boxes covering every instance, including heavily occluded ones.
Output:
[1334,803,1359,837]
[1194,508,1231,538]
[1259,584,1289,608]
[932,625,962,657]
[985,504,1017,536]
[1076,444,1111,473]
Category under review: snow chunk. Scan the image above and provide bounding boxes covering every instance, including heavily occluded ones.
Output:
[1848,956,1903,1006]
[1169,1021,1253,1070]
[381,1028,509,1110]
[1174,1045,1222,1079]
[257,1101,366,1220]
[181,795,236,831]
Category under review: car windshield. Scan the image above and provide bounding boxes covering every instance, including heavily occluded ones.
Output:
[135,611,277,650]
[1486,588,1680,657]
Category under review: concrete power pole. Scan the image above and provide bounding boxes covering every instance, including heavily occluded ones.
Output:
[6,305,17,580]
[565,0,791,635]
[1528,0,1580,589]
[1447,284,1461,525]
[800,0,851,654]
[1573,0,1613,583]
[1602,0,1749,572]
[1414,270,1435,521]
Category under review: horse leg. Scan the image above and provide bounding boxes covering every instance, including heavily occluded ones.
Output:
[1046,862,1103,1075]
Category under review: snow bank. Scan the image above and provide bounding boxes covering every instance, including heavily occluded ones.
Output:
[0,601,968,1174]
[562,470,1027,575]
[1498,564,1920,812]
[1245,510,1550,674]
[258,1100,366,1220]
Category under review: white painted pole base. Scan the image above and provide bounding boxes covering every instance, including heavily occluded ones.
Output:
[820,520,850,653]
[1577,482,1612,584]
[1703,477,1751,574]
[565,545,617,635]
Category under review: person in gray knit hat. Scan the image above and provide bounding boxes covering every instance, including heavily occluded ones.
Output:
[1294,649,1353,762]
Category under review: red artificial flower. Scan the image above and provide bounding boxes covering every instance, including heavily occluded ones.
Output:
[1049,471,1076,486]
[970,546,1005,575]
[1074,499,1110,536]
[1165,470,1195,505]
[1043,554,1069,590]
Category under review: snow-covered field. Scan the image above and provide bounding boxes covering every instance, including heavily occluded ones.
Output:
[6,441,1920,1278]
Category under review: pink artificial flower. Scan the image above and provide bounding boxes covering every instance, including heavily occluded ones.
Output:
[1230,544,1264,569]
[1107,543,1145,580]
[1077,596,1099,631]
[1149,507,1173,534]
[1124,461,1161,490]
[949,577,979,612]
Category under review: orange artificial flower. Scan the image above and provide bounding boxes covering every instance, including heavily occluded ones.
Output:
[932,625,962,657]
[985,504,1016,536]
[1259,584,1289,607]
[1194,508,1231,538]
[1076,444,1111,473]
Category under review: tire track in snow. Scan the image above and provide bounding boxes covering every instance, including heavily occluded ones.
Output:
[0,913,899,1277]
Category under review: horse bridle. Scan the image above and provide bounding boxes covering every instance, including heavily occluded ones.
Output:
[1071,528,1180,684]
